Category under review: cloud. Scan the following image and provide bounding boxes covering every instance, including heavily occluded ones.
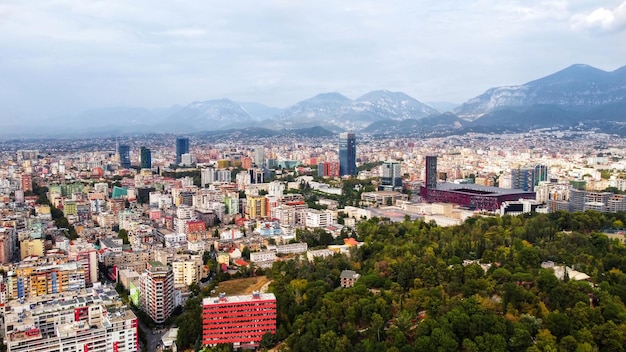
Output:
[571,1,626,32]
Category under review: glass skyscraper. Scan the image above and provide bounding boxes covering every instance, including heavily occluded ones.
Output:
[339,132,356,176]
[118,144,131,169]
[140,146,152,169]
[176,137,190,165]
[425,155,437,189]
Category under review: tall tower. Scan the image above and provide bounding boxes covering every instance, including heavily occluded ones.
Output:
[176,137,190,165]
[425,155,437,189]
[534,164,548,186]
[140,146,152,169]
[511,168,535,191]
[381,161,402,190]
[339,132,356,176]
[254,146,265,167]
[140,262,175,324]
[118,144,131,169]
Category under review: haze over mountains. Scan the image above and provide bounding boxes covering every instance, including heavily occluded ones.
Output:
[6,63,626,138]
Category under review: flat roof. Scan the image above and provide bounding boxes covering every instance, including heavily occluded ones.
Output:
[433,182,535,196]
[202,292,276,306]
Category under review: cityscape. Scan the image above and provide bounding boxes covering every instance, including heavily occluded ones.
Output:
[1,124,626,350]
[2,1,626,351]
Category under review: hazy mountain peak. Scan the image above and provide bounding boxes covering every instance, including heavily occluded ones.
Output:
[454,63,626,120]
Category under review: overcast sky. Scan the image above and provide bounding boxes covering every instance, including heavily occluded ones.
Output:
[0,0,625,121]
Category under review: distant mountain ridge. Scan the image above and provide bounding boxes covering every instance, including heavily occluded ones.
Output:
[454,64,626,120]
[10,62,626,138]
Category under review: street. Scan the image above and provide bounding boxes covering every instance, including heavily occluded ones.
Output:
[137,319,166,352]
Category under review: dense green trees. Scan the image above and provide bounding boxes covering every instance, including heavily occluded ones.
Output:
[263,211,626,351]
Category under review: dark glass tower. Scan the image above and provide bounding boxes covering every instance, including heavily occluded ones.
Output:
[140,146,152,169]
[534,164,548,186]
[118,144,131,169]
[339,132,356,176]
[176,137,189,165]
[425,155,437,189]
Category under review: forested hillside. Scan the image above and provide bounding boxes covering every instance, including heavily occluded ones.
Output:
[265,211,626,352]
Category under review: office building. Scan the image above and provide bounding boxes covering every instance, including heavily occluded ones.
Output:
[511,168,535,191]
[2,287,138,352]
[202,292,276,348]
[140,146,151,169]
[534,165,548,186]
[176,137,190,165]
[254,147,265,167]
[380,161,402,191]
[118,144,131,169]
[425,156,437,189]
[339,132,356,176]
[140,262,175,324]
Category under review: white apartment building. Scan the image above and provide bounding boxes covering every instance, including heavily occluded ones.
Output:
[2,286,138,352]
[305,209,335,228]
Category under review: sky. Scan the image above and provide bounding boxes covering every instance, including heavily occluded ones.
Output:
[0,0,625,121]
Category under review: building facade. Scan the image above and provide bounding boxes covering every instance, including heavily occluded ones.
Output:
[202,292,276,348]
[118,144,131,169]
[425,156,437,189]
[140,147,151,169]
[139,262,175,324]
[339,132,356,176]
[380,160,402,191]
[175,137,190,165]
[2,287,138,352]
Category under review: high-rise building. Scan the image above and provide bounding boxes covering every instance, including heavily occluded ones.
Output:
[176,137,190,165]
[140,146,152,169]
[140,262,175,324]
[339,132,356,176]
[202,292,276,348]
[380,161,402,191]
[534,165,548,186]
[118,144,131,169]
[511,168,535,191]
[254,147,265,167]
[425,156,438,189]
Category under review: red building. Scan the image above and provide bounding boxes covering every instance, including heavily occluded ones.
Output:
[202,292,276,348]
[186,219,206,234]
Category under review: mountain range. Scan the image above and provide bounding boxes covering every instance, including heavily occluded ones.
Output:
[8,63,626,137]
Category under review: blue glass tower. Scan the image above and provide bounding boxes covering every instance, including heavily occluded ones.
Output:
[339,132,356,176]
[176,137,190,165]
[118,144,131,169]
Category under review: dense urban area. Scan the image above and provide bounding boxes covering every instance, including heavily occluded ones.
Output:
[2,130,626,351]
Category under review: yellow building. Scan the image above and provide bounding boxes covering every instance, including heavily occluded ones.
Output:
[245,196,267,219]
[63,200,77,216]
[217,159,231,168]
[20,239,44,260]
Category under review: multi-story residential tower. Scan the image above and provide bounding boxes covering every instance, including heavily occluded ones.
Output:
[380,160,402,191]
[118,144,131,169]
[425,156,437,189]
[140,262,175,324]
[140,146,152,169]
[175,137,190,165]
[339,132,356,176]
[202,292,276,348]
[511,168,535,191]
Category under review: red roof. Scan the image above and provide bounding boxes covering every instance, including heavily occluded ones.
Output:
[235,259,249,267]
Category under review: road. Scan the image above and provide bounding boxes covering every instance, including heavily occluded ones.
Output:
[137,319,166,352]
